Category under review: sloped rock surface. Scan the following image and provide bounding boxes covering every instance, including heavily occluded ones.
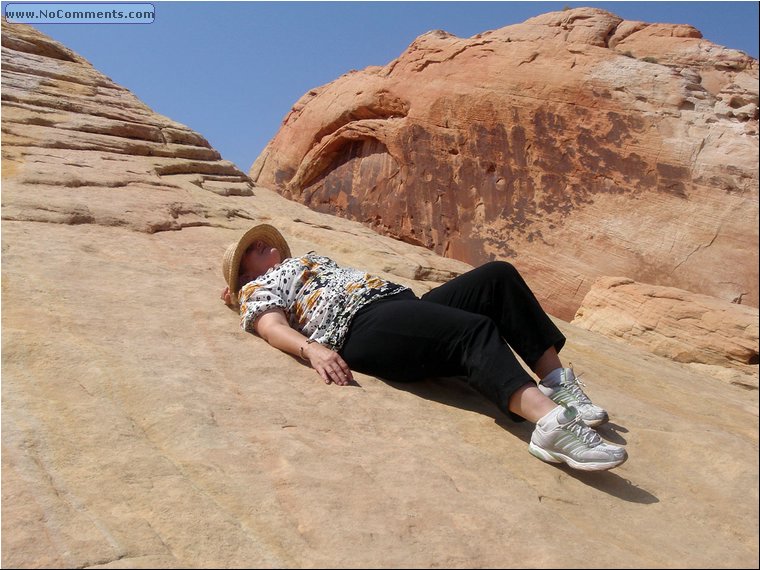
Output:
[1,20,255,234]
[2,17,758,570]
[251,7,759,321]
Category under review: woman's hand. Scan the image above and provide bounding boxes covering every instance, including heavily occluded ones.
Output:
[254,310,354,386]
[220,286,232,305]
[303,342,354,386]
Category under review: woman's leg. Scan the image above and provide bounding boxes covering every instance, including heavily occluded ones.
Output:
[421,262,609,427]
[508,383,558,423]
[341,296,627,471]
[532,346,563,380]
[420,261,566,372]
[340,296,538,420]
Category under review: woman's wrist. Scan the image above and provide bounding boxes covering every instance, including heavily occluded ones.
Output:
[299,339,316,361]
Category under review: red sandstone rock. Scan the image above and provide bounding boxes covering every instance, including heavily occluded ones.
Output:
[251,7,759,320]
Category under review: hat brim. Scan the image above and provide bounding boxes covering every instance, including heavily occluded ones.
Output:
[223,224,292,304]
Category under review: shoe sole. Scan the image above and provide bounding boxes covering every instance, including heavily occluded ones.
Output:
[528,442,628,471]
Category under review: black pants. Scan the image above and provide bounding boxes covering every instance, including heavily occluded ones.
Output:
[339,262,566,420]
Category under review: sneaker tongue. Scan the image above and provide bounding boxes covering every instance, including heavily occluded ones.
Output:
[558,405,578,424]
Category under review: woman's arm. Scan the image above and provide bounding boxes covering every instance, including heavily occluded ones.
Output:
[254,309,354,386]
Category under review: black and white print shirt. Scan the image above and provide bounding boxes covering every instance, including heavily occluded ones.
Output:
[238,252,409,350]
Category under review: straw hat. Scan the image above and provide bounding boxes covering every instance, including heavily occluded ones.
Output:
[222,224,292,304]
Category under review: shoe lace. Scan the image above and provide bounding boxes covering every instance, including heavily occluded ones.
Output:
[563,414,601,447]
[562,369,592,405]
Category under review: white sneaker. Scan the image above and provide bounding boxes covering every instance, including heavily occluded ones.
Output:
[529,406,627,471]
[538,367,609,427]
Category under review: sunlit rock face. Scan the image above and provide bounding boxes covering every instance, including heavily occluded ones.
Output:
[573,276,759,388]
[1,19,255,234]
[251,7,759,320]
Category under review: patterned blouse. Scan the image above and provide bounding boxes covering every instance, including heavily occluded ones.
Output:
[238,252,409,350]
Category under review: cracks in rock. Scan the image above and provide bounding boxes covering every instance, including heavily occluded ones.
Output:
[671,227,721,273]
[81,552,130,568]
[730,378,759,391]
[377,57,400,77]
[0,213,236,234]
[537,494,580,506]
[2,125,222,162]
[691,137,708,172]
[292,217,338,232]
[0,91,181,134]
[731,292,747,305]
[412,39,493,72]
[155,161,246,178]
[572,278,586,300]
[517,52,539,66]
[146,219,229,234]
[2,33,79,63]
[414,45,468,72]
[0,59,113,90]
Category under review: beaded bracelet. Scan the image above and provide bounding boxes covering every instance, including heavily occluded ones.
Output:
[299,339,316,361]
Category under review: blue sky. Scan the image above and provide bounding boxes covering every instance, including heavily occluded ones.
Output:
[4,1,759,172]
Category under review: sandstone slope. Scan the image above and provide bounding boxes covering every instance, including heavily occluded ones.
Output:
[1,19,255,233]
[2,18,759,569]
[251,7,759,321]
